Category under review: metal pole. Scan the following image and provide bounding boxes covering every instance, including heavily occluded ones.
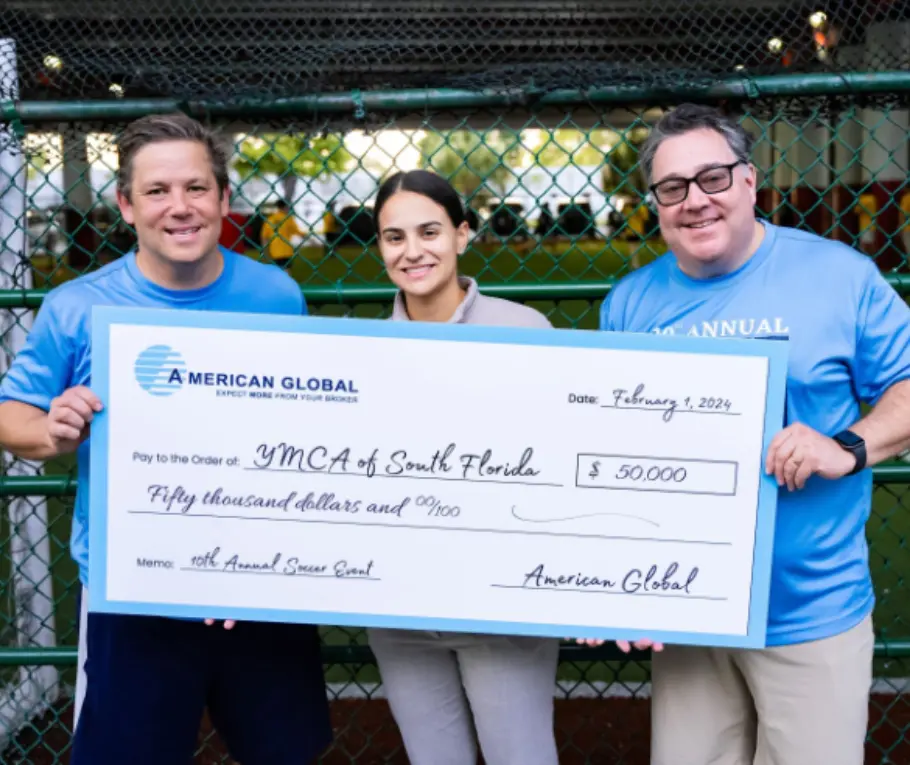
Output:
[5,72,910,125]
[0,37,61,749]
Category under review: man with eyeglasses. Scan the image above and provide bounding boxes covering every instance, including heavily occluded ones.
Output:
[593,103,910,765]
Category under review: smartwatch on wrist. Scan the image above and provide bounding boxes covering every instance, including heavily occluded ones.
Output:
[832,430,867,475]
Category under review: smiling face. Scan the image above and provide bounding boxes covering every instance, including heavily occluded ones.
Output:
[377,190,469,300]
[117,139,228,281]
[650,127,760,277]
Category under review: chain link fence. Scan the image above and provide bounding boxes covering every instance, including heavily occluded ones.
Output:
[2,1,910,763]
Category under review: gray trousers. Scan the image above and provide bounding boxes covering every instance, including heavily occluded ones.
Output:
[368,628,561,765]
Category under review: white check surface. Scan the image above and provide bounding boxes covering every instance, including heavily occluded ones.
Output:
[93,314,779,646]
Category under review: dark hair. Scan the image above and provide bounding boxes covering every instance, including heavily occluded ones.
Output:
[117,112,230,201]
[639,103,755,186]
[373,170,466,234]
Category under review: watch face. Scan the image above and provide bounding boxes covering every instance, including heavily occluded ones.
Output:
[837,431,863,448]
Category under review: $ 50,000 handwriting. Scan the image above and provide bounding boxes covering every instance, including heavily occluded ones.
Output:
[588,460,689,485]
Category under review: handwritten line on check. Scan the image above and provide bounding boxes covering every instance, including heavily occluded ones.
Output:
[510,505,660,528]
[178,567,380,581]
[600,404,741,416]
[490,584,727,601]
[129,510,733,546]
[243,466,565,488]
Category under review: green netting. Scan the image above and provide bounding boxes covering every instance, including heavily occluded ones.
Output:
[2,1,910,763]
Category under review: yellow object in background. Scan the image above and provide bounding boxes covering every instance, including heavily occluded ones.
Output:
[854,192,878,238]
[627,204,649,238]
[899,189,910,229]
[262,209,305,262]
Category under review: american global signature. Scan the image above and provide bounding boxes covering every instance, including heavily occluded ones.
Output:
[521,561,700,596]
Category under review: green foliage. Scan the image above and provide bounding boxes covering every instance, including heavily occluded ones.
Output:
[534,128,610,168]
[234,133,352,179]
[25,146,49,181]
[418,129,528,205]
[232,133,353,203]
[233,133,353,203]
[602,126,650,196]
[417,127,650,206]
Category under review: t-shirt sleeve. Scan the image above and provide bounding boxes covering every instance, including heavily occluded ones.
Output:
[0,294,76,412]
[269,270,307,316]
[852,262,910,404]
[283,273,307,315]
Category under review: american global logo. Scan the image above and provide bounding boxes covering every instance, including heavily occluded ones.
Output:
[133,344,360,404]
[134,345,186,397]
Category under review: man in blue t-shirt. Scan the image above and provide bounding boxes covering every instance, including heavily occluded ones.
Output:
[596,104,910,765]
[0,113,332,765]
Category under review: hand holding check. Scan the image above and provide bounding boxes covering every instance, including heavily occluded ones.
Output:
[578,423,840,651]
[205,619,237,629]
[573,637,665,653]
[764,422,856,491]
[47,385,103,455]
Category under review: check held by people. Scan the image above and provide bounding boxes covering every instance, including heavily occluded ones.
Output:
[88,305,787,649]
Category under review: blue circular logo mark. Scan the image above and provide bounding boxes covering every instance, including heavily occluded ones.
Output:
[134,345,187,397]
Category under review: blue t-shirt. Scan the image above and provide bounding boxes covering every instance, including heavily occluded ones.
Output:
[0,247,307,586]
[600,221,910,646]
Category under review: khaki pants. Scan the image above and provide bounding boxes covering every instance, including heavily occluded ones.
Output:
[651,614,873,765]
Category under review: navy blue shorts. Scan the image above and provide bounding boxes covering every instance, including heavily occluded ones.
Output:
[71,612,333,765]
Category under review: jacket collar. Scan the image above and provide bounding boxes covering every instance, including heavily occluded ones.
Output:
[390,276,478,323]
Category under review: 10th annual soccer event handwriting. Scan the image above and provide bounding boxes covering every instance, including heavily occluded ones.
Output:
[89,306,787,649]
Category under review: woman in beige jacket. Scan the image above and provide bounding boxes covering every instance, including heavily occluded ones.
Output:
[367,169,560,765]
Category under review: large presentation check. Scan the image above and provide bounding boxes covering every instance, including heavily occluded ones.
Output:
[89,306,787,648]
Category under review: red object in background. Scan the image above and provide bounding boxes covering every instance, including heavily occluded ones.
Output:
[220,213,253,253]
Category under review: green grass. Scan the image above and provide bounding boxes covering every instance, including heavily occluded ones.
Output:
[278,237,665,286]
[28,238,659,334]
[29,237,666,291]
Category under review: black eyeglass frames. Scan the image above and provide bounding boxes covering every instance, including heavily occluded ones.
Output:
[649,160,748,206]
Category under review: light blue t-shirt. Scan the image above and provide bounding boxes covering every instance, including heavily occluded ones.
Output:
[0,247,307,586]
[600,221,910,646]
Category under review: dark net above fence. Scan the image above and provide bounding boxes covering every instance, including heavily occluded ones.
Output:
[3,0,910,103]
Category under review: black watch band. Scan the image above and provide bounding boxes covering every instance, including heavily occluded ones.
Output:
[833,430,867,475]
